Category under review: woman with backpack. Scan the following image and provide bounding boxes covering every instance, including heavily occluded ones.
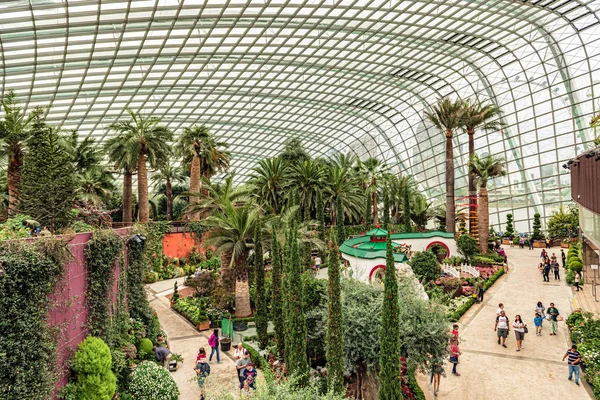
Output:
[208,329,221,363]
[194,347,211,400]
[512,315,527,351]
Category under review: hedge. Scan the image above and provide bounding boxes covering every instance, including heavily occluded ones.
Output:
[484,268,505,290]
[407,372,426,400]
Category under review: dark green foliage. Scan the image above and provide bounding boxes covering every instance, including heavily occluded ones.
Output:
[255,221,268,349]
[326,232,344,395]
[409,250,441,283]
[284,226,309,385]
[484,268,505,290]
[316,190,326,258]
[504,214,514,238]
[336,195,345,246]
[403,188,411,233]
[302,272,327,365]
[20,117,76,231]
[383,190,390,229]
[448,297,477,322]
[73,336,117,400]
[547,205,579,238]
[282,228,292,364]
[532,213,543,240]
[0,239,67,399]
[280,138,310,165]
[85,230,123,343]
[378,234,402,399]
[271,229,285,359]
[365,192,372,227]
[456,234,478,262]
[172,281,180,303]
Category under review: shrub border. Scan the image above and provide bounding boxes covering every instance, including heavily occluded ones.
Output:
[448,268,505,322]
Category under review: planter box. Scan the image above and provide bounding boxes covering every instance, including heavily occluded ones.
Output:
[533,241,546,248]
[561,243,570,248]
[502,239,511,245]
[197,321,210,331]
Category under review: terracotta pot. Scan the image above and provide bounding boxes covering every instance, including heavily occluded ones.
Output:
[197,321,210,331]
[533,241,546,248]
[501,239,511,245]
[561,243,569,248]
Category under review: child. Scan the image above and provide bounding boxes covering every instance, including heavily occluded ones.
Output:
[534,312,544,336]
[194,351,211,400]
[449,338,461,376]
[430,358,445,397]
[242,361,257,391]
[196,347,207,363]
[451,324,459,342]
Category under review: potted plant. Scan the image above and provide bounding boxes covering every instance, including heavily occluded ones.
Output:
[197,309,210,331]
[220,337,232,352]
[502,214,514,244]
[170,282,180,307]
[168,352,184,371]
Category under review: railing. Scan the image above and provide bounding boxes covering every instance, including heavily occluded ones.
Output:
[442,264,460,278]
[460,264,481,278]
[442,263,480,278]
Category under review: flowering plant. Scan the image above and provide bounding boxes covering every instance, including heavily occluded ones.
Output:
[129,361,179,400]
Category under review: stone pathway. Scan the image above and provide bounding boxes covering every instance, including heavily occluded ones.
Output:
[419,246,592,400]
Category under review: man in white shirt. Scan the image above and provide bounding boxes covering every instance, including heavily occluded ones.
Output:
[314,256,322,271]
[496,303,505,316]
[494,310,510,348]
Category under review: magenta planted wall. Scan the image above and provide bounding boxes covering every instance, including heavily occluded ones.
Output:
[48,229,129,393]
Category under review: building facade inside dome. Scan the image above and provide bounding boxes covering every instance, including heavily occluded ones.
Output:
[1,1,599,231]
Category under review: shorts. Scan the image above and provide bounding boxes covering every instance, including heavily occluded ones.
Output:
[197,377,206,389]
[497,328,508,338]
[515,331,525,340]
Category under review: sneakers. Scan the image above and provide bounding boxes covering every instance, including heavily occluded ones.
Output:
[498,338,501,344]
[576,382,580,386]
[502,344,507,348]
[569,377,572,381]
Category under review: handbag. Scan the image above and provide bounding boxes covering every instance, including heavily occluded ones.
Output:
[524,326,528,334]
[449,355,458,364]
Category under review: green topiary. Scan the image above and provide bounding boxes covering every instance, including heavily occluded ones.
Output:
[138,338,154,359]
[409,251,441,283]
[73,336,116,400]
[457,234,479,262]
[569,261,583,272]
[129,361,179,400]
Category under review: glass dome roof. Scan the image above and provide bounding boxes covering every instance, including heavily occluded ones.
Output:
[1,0,599,231]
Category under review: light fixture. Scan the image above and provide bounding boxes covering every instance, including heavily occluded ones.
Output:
[562,164,569,170]
[585,151,596,158]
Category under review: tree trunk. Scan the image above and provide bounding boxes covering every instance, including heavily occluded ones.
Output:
[137,151,149,223]
[7,150,23,216]
[189,155,201,220]
[445,130,455,233]
[478,185,489,254]
[200,170,210,198]
[467,129,478,242]
[165,177,173,221]
[372,179,379,226]
[122,171,133,223]
[235,252,252,317]
[220,250,234,292]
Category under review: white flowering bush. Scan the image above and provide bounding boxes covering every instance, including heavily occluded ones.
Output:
[129,361,179,400]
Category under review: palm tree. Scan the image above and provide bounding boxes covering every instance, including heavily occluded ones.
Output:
[357,158,389,225]
[410,194,432,231]
[249,157,289,215]
[105,135,137,223]
[0,91,42,215]
[108,108,172,222]
[425,98,464,233]
[469,154,507,253]
[203,201,260,317]
[77,167,115,206]
[461,100,504,240]
[185,173,249,218]
[289,159,324,220]
[323,164,365,225]
[151,161,185,220]
[175,125,230,219]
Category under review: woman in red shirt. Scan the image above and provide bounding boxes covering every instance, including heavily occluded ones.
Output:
[449,338,461,376]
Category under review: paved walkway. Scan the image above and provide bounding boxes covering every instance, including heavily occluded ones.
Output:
[420,246,592,400]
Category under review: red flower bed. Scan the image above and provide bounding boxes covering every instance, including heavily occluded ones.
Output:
[475,265,501,279]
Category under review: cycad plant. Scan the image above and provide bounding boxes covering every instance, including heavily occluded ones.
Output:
[469,154,507,253]
[425,98,464,233]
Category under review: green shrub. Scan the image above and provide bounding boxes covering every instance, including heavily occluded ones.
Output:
[484,268,505,290]
[138,338,154,359]
[569,261,583,272]
[129,361,179,400]
[409,251,441,283]
[566,269,575,284]
[442,256,466,266]
[456,234,478,261]
[448,297,476,322]
[73,336,116,400]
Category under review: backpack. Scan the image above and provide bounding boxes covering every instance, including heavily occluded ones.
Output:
[198,362,211,377]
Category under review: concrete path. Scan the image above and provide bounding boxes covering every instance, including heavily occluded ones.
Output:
[421,246,592,400]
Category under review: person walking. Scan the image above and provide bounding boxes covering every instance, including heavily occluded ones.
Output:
[512,315,526,351]
[543,262,551,282]
[534,313,544,336]
[208,329,221,364]
[546,238,551,249]
[430,358,445,397]
[519,236,524,249]
[236,350,251,390]
[496,303,506,316]
[314,255,322,271]
[242,361,258,391]
[547,303,560,336]
[194,349,211,400]
[495,310,510,348]
[575,271,583,291]
[529,237,534,250]
[233,342,245,360]
[562,344,582,386]
[535,301,545,316]
[475,277,485,303]
[540,249,547,260]
[561,249,566,268]
[553,262,561,281]
[449,338,461,376]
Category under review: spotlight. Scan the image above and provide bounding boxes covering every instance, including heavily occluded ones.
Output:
[595,155,600,162]
[562,164,569,170]
[129,234,146,245]
[567,160,574,166]
[585,151,596,158]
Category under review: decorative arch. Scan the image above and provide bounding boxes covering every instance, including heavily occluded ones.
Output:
[368,265,386,282]
[426,241,451,258]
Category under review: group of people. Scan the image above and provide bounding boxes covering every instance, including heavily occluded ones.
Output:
[495,301,561,351]
[538,249,564,282]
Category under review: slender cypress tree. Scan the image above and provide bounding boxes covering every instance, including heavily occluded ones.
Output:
[403,188,411,233]
[326,231,344,395]
[254,220,268,349]
[364,191,372,227]
[285,225,309,385]
[316,190,325,258]
[282,228,292,364]
[336,195,346,247]
[383,190,390,229]
[270,229,285,359]
[378,233,402,399]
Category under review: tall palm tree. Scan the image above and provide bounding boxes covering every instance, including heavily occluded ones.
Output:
[108,108,172,222]
[151,161,185,220]
[105,135,137,223]
[175,125,230,219]
[0,91,42,215]
[323,164,365,225]
[185,173,249,218]
[461,100,504,241]
[249,157,289,215]
[469,154,507,253]
[203,201,260,317]
[425,98,464,233]
[77,167,115,206]
[357,158,389,225]
[289,159,324,220]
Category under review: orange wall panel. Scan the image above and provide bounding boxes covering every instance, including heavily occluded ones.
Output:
[163,232,196,259]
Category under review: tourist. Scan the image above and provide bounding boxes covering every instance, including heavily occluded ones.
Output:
[156,333,169,349]
[551,252,557,264]
[194,351,211,400]
[430,357,445,397]
[528,237,534,250]
[449,338,461,376]
[535,301,545,316]
[543,262,551,282]
[575,271,583,291]
[534,313,544,336]
[562,344,582,386]
[208,329,221,364]
[242,361,257,391]
[495,310,510,348]
[475,278,485,303]
[233,342,245,360]
[196,347,207,363]
[512,315,526,351]
[546,238,551,248]
[155,343,172,369]
[538,263,544,275]
[561,249,566,268]
[547,303,560,336]
[553,262,561,281]
[236,350,251,389]
[451,324,459,342]
[314,255,322,271]
[519,236,524,248]
[540,249,547,260]
[496,303,505,316]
